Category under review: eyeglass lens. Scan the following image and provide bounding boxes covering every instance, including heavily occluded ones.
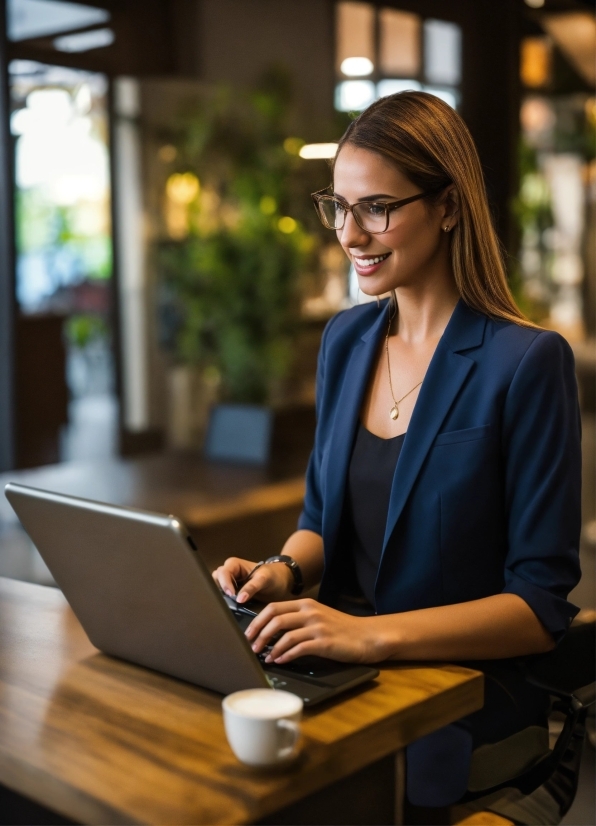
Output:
[318,197,388,232]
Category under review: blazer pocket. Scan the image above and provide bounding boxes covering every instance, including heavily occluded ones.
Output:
[434,424,492,447]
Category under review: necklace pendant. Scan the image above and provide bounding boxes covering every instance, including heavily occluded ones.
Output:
[390,406,399,420]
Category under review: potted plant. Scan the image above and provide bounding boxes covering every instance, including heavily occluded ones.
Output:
[156,69,323,462]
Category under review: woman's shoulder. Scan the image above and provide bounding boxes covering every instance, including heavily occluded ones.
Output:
[322,300,386,348]
[484,315,575,369]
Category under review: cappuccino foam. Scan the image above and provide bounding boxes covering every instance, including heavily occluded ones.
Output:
[225,689,302,719]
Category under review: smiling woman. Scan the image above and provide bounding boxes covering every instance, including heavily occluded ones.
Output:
[213,92,582,818]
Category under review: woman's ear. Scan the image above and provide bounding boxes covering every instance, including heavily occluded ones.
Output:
[441,185,460,232]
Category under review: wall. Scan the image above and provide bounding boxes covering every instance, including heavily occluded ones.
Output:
[198,0,336,131]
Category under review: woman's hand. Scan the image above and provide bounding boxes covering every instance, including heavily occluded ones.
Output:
[212,557,293,603]
[245,599,381,664]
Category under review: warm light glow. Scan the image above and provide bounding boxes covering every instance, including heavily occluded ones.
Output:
[340,56,374,77]
[166,172,199,205]
[520,97,555,136]
[158,144,177,163]
[298,143,339,160]
[278,216,297,234]
[525,0,545,8]
[521,38,551,88]
[283,137,304,155]
[259,195,276,215]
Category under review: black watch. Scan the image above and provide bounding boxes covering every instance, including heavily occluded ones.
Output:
[264,555,304,595]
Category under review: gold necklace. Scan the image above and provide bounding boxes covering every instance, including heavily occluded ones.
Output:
[385,305,424,421]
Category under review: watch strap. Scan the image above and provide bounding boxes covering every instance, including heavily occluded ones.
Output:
[264,555,304,595]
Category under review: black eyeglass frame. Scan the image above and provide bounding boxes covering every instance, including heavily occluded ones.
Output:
[311,185,447,234]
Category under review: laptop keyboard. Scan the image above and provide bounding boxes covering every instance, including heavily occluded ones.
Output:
[222,593,378,704]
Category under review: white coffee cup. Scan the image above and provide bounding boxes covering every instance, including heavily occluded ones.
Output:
[222,688,303,767]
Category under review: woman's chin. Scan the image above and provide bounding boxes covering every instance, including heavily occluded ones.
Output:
[357,277,398,298]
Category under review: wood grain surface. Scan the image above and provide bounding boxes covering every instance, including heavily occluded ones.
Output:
[0,578,483,825]
[0,454,306,530]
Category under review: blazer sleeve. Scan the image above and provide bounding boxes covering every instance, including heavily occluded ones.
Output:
[297,313,339,535]
[501,330,581,640]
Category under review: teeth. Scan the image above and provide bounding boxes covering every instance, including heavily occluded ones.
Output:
[359,254,387,266]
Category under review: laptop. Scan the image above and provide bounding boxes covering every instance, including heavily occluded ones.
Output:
[4,483,378,706]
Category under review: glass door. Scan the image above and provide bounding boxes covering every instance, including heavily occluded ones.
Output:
[10,59,117,463]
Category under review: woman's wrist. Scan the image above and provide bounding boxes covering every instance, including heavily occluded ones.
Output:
[364,615,406,662]
[268,561,296,598]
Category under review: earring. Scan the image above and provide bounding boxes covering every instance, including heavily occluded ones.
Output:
[443,225,450,232]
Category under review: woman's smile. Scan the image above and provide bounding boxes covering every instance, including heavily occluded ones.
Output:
[352,251,392,276]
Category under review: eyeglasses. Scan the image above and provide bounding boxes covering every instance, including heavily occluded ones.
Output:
[311,186,445,234]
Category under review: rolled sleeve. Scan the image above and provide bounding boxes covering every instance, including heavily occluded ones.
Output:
[502,331,581,641]
[297,458,323,534]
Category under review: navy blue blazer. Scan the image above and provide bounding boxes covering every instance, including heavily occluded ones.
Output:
[298,298,581,804]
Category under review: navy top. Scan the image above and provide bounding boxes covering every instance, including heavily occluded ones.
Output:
[346,423,406,607]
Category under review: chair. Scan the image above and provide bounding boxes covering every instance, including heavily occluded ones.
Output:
[454,618,595,825]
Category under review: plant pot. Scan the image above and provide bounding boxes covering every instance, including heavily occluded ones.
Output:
[166,365,218,450]
[204,404,273,464]
[204,403,315,467]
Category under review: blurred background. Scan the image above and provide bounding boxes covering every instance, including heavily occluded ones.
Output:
[0,0,594,607]
[0,0,593,820]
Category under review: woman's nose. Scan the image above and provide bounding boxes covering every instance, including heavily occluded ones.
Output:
[338,211,370,251]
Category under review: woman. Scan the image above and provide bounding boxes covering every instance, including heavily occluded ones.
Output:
[213,92,581,813]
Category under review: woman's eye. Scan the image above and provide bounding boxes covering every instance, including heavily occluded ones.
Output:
[363,203,386,217]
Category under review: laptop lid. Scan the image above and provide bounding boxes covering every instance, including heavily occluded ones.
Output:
[4,483,269,696]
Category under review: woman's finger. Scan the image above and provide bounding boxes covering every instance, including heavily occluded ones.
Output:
[245,601,302,641]
[212,558,253,596]
[236,569,276,602]
[212,566,236,596]
[265,627,314,661]
[271,639,320,664]
[235,572,266,602]
[249,608,307,652]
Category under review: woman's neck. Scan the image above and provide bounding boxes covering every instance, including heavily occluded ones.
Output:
[392,279,460,345]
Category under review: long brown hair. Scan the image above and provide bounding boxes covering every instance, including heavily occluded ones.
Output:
[336,91,533,326]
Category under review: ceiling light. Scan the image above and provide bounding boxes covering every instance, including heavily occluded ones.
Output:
[525,0,545,8]
[340,57,374,77]
[54,27,114,52]
[299,143,338,160]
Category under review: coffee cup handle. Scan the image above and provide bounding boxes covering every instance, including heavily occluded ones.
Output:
[276,719,300,760]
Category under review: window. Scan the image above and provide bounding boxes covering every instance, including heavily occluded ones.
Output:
[335,2,462,112]
[7,0,115,54]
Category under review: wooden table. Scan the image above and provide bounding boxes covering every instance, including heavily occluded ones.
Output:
[0,578,483,825]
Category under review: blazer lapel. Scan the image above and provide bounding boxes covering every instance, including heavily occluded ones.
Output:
[322,303,390,555]
[381,301,487,553]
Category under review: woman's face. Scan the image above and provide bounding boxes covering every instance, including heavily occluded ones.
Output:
[333,144,454,296]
